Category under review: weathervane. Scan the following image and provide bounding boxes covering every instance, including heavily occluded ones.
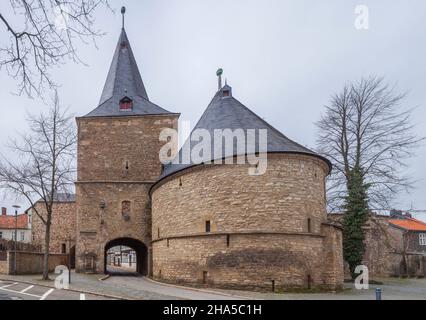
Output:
[216,68,223,90]
[121,6,126,29]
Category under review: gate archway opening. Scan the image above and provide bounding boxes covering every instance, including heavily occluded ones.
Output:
[104,238,148,276]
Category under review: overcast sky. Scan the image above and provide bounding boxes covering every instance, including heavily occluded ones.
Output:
[0,0,425,220]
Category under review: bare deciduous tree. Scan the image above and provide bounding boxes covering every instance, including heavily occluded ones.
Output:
[317,76,424,212]
[0,93,76,280]
[0,0,110,97]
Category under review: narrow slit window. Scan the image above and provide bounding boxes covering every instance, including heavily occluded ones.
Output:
[307,218,312,233]
[205,220,211,233]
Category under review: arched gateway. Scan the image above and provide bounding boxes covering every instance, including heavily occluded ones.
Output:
[104,238,148,275]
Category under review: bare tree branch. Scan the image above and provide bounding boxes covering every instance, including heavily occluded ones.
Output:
[316,76,425,211]
[0,0,111,97]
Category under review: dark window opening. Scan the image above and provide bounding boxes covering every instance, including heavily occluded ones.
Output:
[61,243,66,254]
[167,239,169,247]
[307,218,312,233]
[119,96,133,111]
[158,228,160,238]
[205,220,211,233]
[179,178,182,187]
[125,161,129,170]
[223,90,230,97]
[202,271,208,284]
[226,234,230,247]
[307,275,312,289]
[271,280,275,292]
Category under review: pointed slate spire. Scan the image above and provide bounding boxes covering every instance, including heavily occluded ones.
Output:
[99,28,148,105]
[84,26,175,117]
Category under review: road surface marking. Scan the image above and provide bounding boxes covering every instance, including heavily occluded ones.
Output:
[80,293,86,300]
[40,288,54,300]
[1,282,18,289]
[20,285,34,293]
[0,286,41,298]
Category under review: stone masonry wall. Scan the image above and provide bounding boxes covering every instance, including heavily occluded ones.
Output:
[152,154,329,238]
[153,233,337,290]
[75,182,151,273]
[152,154,343,290]
[77,115,178,182]
[6,251,68,275]
[31,201,76,254]
[328,213,411,278]
[76,115,178,274]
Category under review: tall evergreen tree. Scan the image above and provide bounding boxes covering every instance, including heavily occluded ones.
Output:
[343,165,370,279]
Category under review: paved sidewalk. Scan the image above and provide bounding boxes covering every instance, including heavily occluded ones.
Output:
[0,271,245,300]
[1,272,425,300]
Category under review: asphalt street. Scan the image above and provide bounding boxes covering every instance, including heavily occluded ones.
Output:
[0,280,114,300]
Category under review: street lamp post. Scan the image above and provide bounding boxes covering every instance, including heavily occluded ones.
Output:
[67,237,72,284]
[12,205,21,276]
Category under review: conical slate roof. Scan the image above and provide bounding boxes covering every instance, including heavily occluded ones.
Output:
[83,28,175,117]
[155,84,331,184]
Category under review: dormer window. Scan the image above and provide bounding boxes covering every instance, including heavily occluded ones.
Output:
[119,96,133,111]
[221,85,232,99]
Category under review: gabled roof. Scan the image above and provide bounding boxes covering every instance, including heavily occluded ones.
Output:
[154,84,331,186]
[82,28,176,118]
[0,214,28,230]
[35,193,76,204]
[389,218,426,231]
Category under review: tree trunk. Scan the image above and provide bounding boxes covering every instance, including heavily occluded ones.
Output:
[42,221,51,280]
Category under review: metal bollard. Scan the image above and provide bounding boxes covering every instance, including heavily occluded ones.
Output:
[375,288,382,300]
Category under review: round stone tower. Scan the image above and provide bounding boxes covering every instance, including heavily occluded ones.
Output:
[150,84,343,290]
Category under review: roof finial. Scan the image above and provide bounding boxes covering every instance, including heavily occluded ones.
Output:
[216,68,223,91]
[121,6,126,29]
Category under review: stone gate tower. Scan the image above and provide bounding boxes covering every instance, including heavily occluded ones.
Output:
[75,26,179,274]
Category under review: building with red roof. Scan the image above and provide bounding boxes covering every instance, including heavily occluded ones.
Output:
[0,207,31,243]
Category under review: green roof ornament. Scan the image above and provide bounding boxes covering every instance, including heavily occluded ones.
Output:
[216,68,223,90]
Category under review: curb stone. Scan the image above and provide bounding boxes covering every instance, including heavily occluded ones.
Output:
[142,277,255,300]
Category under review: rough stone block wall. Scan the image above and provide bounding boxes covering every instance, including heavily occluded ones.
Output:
[77,116,179,182]
[320,223,344,288]
[76,115,178,274]
[31,202,77,253]
[151,154,343,290]
[2,251,68,275]
[75,183,151,273]
[0,252,9,274]
[153,233,335,290]
[328,213,404,278]
[152,154,329,239]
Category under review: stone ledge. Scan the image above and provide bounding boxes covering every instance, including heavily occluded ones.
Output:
[152,230,325,243]
[75,181,156,184]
